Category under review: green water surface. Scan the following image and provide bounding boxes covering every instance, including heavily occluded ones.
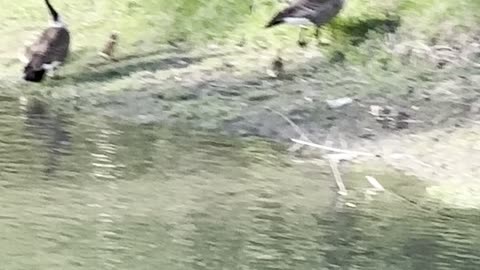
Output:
[0,96,479,270]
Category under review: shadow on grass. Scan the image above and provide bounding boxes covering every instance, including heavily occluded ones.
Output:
[63,51,228,85]
[334,15,401,45]
[86,46,185,69]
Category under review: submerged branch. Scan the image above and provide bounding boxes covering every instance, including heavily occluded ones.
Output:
[329,158,347,196]
[291,138,375,157]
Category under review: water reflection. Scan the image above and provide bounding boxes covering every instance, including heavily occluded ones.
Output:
[21,97,72,177]
[0,96,479,269]
[89,124,122,181]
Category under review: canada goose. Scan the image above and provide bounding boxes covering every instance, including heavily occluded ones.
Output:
[265,0,345,47]
[20,0,70,82]
[99,31,119,61]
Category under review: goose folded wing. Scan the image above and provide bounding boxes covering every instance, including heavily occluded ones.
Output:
[44,28,70,64]
[29,28,70,66]
[289,0,340,22]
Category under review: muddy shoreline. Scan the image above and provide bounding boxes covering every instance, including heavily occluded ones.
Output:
[82,46,479,143]
[12,43,480,190]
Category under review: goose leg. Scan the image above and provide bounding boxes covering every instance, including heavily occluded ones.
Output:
[51,66,63,80]
[314,26,320,39]
[50,68,59,79]
[316,27,331,45]
[297,27,308,48]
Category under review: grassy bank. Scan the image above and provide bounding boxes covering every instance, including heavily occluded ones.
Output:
[1,0,478,133]
[1,0,479,68]
[1,0,479,143]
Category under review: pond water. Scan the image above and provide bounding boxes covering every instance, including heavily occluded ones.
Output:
[0,96,480,269]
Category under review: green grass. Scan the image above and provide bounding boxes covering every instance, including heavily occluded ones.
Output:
[2,0,478,56]
[1,0,479,95]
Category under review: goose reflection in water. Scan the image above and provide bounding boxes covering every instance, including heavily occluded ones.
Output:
[21,97,72,177]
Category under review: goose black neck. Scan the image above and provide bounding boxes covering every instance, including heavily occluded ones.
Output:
[45,0,59,22]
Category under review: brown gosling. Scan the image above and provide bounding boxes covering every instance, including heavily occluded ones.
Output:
[99,31,120,61]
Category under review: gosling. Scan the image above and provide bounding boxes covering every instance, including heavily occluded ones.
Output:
[99,31,119,61]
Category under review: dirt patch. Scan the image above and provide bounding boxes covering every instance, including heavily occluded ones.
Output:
[82,46,478,138]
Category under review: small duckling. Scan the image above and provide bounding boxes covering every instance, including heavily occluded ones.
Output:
[99,31,119,61]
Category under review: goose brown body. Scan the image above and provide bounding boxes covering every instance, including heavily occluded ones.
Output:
[266,0,345,28]
[24,28,70,82]
[23,0,70,82]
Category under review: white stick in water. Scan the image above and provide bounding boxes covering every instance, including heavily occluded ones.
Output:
[366,176,385,191]
[329,159,348,196]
